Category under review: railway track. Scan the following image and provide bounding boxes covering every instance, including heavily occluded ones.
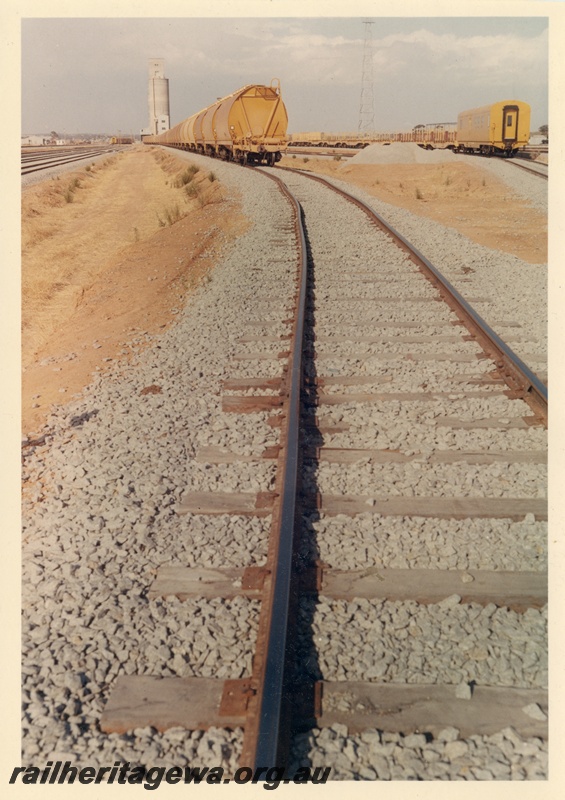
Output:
[21,145,128,175]
[96,160,547,779]
[445,149,548,180]
[504,158,548,180]
[287,146,356,159]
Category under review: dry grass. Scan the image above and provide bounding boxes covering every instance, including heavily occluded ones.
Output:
[278,156,547,264]
[150,149,221,218]
[22,147,248,436]
[22,148,227,363]
[174,164,200,188]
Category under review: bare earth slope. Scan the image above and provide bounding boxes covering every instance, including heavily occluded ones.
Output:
[22,148,248,435]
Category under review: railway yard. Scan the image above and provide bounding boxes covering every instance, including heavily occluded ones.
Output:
[21,143,548,781]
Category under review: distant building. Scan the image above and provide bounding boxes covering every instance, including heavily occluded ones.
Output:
[21,135,49,146]
[140,58,170,138]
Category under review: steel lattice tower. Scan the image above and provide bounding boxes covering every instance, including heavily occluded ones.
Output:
[358,20,375,134]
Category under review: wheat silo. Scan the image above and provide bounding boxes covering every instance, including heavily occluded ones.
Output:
[147,59,170,136]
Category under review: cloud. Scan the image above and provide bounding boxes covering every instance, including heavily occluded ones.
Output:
[21,18,549,134]
[373,27,547,85]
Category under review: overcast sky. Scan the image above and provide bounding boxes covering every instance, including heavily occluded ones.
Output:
[21,15,549,136]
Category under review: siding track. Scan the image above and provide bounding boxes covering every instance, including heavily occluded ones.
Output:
[267,166,547,779]
[504,158,548,180]
[100,160,547,778]
[21,145,128,176]
[23,149,547,780]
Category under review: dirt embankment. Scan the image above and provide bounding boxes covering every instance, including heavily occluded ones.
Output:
[279,155,547,265]
[22,147,248,436]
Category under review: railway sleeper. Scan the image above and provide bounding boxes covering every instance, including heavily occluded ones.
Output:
[100,675,547,742]
[146,564,546,611]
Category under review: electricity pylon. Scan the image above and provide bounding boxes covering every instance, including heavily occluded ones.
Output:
[358,19,375,134]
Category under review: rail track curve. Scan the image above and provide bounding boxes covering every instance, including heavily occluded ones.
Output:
[22,145,547,780]
[98,157,547,776]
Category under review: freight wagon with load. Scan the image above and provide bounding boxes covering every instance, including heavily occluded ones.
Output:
[287,101,532,159]
[289,124,457,149]
[144,81,288,165]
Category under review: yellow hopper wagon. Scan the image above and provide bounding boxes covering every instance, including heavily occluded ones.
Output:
[455,100,531,157]
[145,80,288,165]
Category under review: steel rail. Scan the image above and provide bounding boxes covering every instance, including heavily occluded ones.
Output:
[22,152,109,166]
[21,148,126,175]
[454,149,549,179]
[238,168,308,769]
[22,155,103,175]
[278,167,548,424]
[505,159,548,180]
[287,146,356,159]
[21,146,111,161]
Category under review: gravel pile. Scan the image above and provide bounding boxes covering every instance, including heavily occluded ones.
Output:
[350,142,457,165]
[347,144,548,213]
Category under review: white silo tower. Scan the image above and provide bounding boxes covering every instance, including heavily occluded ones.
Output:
[147,59,170,135]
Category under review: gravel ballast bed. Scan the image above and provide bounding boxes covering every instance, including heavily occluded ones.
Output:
[284,163,547,369]
[300,514,547,572]
[296,596,547,688]
[21,153,297,765]
[322,428,547,455]
[306,461,546,498]
[273,166,547,779]
[291,725,547,780]
[21,150,547,774]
